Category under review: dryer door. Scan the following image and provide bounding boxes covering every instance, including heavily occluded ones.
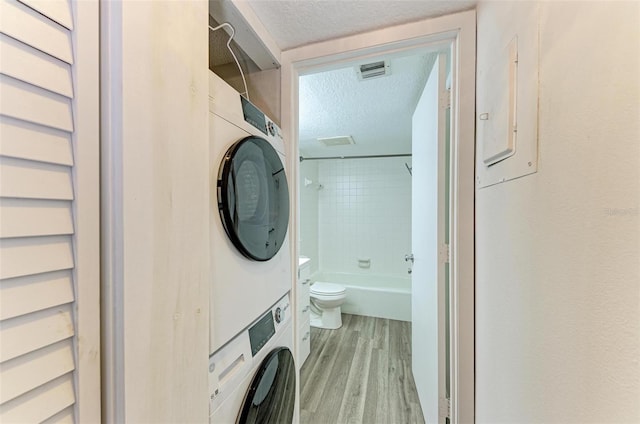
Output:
[237,347,296,424]
[218,136,290,261]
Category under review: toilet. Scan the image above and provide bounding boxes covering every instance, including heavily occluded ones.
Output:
[310,282,347,329]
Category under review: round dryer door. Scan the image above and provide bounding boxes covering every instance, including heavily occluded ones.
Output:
[218,136,289,261]
[237,347,296,424]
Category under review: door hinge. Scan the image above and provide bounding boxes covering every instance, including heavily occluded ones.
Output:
[440,89,452,109]
[439,397,451,419]
[439,244,450,264]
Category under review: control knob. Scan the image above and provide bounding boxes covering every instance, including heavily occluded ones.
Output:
[274,307,283,323]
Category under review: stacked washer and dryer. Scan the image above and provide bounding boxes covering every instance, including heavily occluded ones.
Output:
[208,71,295,423]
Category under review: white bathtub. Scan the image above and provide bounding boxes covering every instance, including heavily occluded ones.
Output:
[313,272,411,322]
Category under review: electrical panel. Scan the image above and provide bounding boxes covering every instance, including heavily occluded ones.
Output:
[476,4,539,188]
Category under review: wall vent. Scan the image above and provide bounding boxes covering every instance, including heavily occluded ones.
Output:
[357,60,391,80]
[317,136,355,146]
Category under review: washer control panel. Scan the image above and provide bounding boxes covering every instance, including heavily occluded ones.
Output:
[208,292,291,418]
[249,310,275,356]
[249,295,289,356]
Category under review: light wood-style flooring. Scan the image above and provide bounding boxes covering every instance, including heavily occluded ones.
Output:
[300,314,425,424]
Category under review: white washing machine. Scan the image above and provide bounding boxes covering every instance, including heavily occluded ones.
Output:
[209,71,292,355]
[209,293,296,424]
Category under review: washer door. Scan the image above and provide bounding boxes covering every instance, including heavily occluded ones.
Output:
[218,136,289,261]
[237,347,296,424]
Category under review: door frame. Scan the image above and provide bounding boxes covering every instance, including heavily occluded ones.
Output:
[281,9,476,423]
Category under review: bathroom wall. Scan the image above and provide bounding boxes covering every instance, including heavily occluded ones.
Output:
[299,159,320,274]
[317,157,412,279]
[476,1,640,422]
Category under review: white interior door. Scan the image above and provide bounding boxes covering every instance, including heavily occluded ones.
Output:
[411,53,448,423]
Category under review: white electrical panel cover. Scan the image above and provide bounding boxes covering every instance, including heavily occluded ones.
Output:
[476,3,539,188]
[480,37,518,167]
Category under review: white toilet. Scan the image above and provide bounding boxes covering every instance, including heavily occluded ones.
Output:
[310,282,347,329]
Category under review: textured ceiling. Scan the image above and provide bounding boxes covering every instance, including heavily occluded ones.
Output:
[246,0,476,50]
[299,53,436,158]
[226,0,474,157]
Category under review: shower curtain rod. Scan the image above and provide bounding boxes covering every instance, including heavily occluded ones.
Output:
[299,153,411,162]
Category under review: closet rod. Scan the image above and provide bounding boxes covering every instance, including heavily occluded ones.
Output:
[300,153,411,162]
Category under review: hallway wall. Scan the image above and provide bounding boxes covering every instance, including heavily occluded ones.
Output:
[475,2,640,422]
[101,1,210,421]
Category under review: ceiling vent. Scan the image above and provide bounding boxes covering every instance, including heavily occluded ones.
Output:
[357,60,391,80]
[317,136,355,147]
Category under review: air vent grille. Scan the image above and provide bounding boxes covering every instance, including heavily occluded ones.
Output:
[357,61,391,80]
[317,136,355,147]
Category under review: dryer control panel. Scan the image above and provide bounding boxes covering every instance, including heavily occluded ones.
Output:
[241,96,282,140]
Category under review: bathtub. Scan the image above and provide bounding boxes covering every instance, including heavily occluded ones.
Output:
[313,272,411,322]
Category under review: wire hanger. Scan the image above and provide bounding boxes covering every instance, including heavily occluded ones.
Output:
[209,22,250,101]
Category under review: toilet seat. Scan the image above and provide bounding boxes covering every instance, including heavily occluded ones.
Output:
[310,282,345,296]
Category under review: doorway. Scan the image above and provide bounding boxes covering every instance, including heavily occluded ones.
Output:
[297,50,434,321]
[282,10,476,424]
[296,50,434,422]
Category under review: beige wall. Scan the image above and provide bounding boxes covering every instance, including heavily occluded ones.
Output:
[211,65,281,124]
[476,1,640,422]
[246,68,281,125]
[102,1,210,421]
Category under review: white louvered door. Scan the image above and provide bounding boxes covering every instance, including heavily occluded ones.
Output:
[0,0,100,422]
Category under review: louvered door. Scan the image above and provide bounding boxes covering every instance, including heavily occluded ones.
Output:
[0,0,100,421]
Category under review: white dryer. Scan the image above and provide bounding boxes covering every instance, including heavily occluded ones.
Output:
[209,71,291,355]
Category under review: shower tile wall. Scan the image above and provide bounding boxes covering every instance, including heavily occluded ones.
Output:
[317,157,412,277]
